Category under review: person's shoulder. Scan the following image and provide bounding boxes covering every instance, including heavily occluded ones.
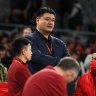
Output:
[40,69,66,87]
[8,62,21,72]
[78,73,88,83]
[80,73,88,78]
[17,64,29,72]
[13,64,30,78]
[25,31,37,41]
[77,72,91,88]
[86,54,92,59]
[25,31,36,38]
[39,68,64,80]
[51,36,64,44]
[9,61,27,71]
[37,68,57,75]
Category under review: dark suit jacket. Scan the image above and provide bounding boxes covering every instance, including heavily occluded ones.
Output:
[25,30,75,96]
[25,30,69,74]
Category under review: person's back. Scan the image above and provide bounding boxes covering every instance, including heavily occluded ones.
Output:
[23,66,67,96]
[8,58,31,96]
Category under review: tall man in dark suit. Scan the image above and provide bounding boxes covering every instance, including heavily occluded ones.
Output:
[25,7,69,73]
[25,7,75,96]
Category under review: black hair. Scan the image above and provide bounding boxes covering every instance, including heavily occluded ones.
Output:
[36,7,56,18]
[12,38,32,56]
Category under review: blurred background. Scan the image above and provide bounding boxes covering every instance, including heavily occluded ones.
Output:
[0,0,96,41]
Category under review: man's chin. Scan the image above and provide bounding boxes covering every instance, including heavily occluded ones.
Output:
[46,29,53,33]
[27,59,31,61]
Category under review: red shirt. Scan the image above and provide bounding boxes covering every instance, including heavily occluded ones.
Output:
[74,71,95,96]
[74,60,96,96]
[8,57,31,96]
[23,65,68,96]
[0,82,9,96]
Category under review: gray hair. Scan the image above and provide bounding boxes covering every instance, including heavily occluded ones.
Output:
[57,57,80,74]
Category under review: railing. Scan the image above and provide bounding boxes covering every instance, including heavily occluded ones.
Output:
[0,23,96,37]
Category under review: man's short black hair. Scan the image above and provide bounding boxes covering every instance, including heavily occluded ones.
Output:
[36,7,56,18]
[12,38,32,56]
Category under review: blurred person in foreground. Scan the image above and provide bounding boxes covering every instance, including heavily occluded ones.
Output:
[74,53,96,96]
[23,57,80,96]
[8,38,32,96]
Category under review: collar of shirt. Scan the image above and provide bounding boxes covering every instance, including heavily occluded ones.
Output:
[46,65,56,71]
[36,30,52,47]
[13,57,28,67]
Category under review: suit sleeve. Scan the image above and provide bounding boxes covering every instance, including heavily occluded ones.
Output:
[25,36,60,67]
[62,41,70,57]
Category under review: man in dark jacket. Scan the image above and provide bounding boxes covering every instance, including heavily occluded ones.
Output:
[25,7,69,74]
[25,7,76,96]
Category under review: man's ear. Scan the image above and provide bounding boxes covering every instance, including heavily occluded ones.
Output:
[66,71,73,77]
[36,17,39,24]
[21,49,25,55]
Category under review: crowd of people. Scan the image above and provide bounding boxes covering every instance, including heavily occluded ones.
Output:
[1,0,84,30]
[1,0,96,34]
[0,6,96,96]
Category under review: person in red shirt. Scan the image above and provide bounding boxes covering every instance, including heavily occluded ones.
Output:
[8,38,32,96]
[23,57,80,96]
[0,82,9,96]
[74,53,96,96]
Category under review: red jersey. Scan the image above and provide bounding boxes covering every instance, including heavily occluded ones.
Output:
[23,65,68,96]
[8,57,31,96]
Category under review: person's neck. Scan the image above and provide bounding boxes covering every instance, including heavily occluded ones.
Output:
[54,66,69,84]
[54,66,65,78]
[43,34,49,40]
[37,29,50,39]
[16,55,26,63]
